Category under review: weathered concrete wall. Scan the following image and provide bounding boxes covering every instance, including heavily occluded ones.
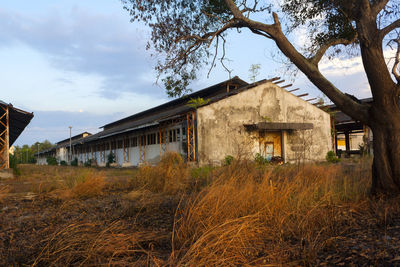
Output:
[66,127,185,167]
[196,82,332,165]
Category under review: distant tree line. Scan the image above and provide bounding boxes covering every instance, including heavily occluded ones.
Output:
[10,140,55,164]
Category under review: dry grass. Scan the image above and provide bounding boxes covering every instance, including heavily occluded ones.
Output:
[169,160,394,266]
[33,221,166,266]
[135,153,190,194]
[3,159,400,266]
[0,185,10,202]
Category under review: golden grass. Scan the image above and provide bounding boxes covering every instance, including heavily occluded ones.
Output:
[170,160,381,266]
[135,152,190,194]
[9,159,400,266]
[33,221,166,266]
[0,185,10,202]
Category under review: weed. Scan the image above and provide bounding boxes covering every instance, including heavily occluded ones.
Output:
[326,150,340,163]
[224,155,234,166]
[136,152,189,194]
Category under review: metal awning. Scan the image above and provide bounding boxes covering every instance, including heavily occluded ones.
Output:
[0,101,34,146]
[244,122,314,131]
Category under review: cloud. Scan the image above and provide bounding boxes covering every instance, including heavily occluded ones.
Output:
[15,110,125,146]
[0,6,162,99]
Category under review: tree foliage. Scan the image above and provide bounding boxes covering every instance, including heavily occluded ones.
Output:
[123,0,400,195]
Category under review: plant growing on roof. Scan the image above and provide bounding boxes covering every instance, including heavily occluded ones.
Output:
[186,97,211,109]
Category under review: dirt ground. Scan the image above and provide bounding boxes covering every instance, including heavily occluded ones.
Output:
[0,165,179,265]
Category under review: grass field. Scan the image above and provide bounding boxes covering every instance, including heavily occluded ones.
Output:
[1,154,400,266]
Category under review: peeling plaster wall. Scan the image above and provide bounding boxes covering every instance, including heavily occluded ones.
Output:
[196,82,332,165]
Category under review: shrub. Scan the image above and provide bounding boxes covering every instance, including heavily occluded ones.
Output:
[254,153,268,165]
[70,158,78,166]
[84,159,92,167]
[46,156,58,166]
[190,165,213,190]
[224,155,234,166]
[60,160,67,166]
[9,153,21,176]
[106,153,115,167]
[326,150,340,163]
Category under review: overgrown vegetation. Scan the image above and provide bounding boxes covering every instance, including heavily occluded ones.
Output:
[70,157,78,166]
[1,156,399,265]
[106,153,116,167]
[9,153,21,176]
[46,156,58,166]
[326,150,341,163]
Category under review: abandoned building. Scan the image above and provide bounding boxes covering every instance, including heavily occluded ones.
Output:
[36,132,92,165]
[329,98,373,157]
[36,77,332,166]
[0,100,34,170]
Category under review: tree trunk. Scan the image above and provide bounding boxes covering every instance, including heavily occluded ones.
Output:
[370,108,400,196]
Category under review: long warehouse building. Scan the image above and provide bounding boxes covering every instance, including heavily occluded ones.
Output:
[36,77,332,166]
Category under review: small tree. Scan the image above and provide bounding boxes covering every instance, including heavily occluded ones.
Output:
[249,64,261,82]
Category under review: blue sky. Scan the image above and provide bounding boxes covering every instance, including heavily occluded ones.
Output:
[1,0,372,146]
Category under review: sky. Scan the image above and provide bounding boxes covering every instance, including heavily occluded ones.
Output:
[1,0,374,146]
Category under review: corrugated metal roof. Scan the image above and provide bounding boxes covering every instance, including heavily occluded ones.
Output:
[59,78,276,147]
[101,76,248,130]
[0,101,34,146]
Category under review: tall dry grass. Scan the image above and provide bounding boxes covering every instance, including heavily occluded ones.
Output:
[0,185,10,202]
[33,221,166,266]
[134,153,190,194]
[170,160,383,266]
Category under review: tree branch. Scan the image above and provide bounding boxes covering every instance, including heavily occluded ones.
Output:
[392,39,400,84]
[223,0,369,123]
[371,0,389,17]
[310,35,357,65]
[380,19,400,39]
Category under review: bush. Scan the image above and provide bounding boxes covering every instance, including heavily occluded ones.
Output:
[326,151,340,163]
[9,153,21,175]
[70,158,78,166]
[191,166,213,190]
[224,155,234,166]
[84,159,92,167]
[254,153,268,165]
[46,156,58,166]
[60,160,67,166]
[106,153,115,167]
